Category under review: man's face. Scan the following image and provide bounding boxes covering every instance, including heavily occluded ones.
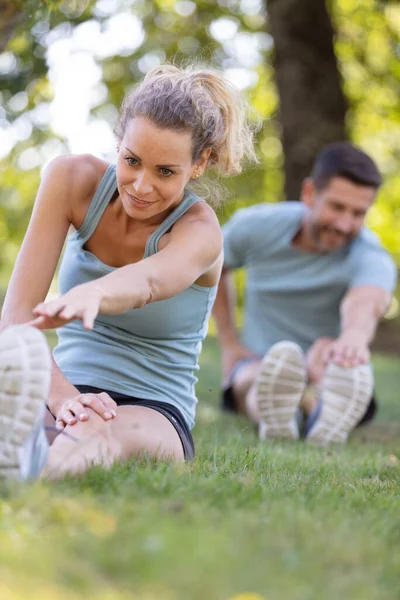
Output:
[302,176,376,252]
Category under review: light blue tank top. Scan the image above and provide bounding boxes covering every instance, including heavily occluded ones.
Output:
[53,164,217,429]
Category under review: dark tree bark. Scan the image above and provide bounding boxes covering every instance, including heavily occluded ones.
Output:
[0,2,25,53]
[267,0,348,200]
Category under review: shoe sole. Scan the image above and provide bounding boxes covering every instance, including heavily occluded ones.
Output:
[0,325,52,479]
[256,341,307,440]
[306,362,373,445]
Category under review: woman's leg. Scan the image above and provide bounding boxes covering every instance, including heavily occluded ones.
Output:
[43,405,184,479]
[0,325,52,480]
[0,325,184,481]
[45,408,60,444]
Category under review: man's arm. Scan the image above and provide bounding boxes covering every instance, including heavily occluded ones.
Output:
[212,268,255,382]
[324,285,392,367]
[341,285,391,343]
[212,268,238,346]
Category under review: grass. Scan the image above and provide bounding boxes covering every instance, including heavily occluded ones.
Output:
[1,334,399,600]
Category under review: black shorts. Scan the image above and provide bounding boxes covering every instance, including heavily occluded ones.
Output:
[221,385,378,428]
[48,385,194,460]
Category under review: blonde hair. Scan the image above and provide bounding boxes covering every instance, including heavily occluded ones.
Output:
[115,64,260,204]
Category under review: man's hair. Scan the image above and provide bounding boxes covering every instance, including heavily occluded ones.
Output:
[311,142,382,191]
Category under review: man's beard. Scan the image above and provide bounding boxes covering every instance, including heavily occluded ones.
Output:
[311,223,354,251]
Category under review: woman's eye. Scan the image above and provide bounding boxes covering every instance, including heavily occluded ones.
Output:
[160,168,173,177]
[125,157,138,166]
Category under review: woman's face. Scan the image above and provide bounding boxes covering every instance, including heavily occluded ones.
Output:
[116,116,205,221]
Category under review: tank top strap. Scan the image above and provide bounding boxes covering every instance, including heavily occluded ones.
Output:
[74,164,117,244]
[144,190,204,257]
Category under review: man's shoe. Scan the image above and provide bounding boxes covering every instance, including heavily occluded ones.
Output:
[256,341,307,440]
[306,362,373,445]
[0,325,51,480]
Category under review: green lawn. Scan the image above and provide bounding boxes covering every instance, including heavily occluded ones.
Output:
[1,335,399,600]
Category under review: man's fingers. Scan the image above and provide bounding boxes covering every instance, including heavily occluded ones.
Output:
[332,349,369,368]
[321,346,333,365]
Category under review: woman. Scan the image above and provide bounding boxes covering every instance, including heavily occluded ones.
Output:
[0,64,258,480]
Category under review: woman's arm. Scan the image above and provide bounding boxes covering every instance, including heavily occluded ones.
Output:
[0,155,99,415]
[99,201,223,310]
[31,201,223,329]
[1,157,73,328]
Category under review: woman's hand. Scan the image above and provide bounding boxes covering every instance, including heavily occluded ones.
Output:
[28,284,104,330]
[55,392,117,430]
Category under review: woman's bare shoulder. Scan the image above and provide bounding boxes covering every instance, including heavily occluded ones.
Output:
[43,154,111,200]
[180,199,221,234]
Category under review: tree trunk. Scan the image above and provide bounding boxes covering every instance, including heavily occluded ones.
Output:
[0,1,25,53]
[267,0,348,200]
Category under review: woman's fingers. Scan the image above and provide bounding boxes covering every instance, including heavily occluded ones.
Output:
[27,315,49,329]
[55,394,118,429]
[80,394,115,420]
[33,299,63,317]
[55,418,66,430]
[82,306,98,330]
[98,392,118,417]
[33,301,98,330]
[60,400,89,425]
[59,306,80,320]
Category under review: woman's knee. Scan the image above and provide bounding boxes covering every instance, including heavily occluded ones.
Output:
[49,410,121,461]
[114,406,185,462]
[45,414,122,478]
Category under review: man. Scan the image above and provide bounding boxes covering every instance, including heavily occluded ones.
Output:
[213,142,397,445]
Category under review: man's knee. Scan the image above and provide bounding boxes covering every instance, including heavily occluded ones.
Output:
[307,337,335,359]
[306,337,336,384]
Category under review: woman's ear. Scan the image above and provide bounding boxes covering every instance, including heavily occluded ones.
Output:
[196,148,212,174]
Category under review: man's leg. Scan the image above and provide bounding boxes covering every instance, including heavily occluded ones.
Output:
[230,358,262,421]
[229,342,307,440]
[305,337,375,444]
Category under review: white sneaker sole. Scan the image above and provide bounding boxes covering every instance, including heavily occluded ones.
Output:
[256,341,307,440]
[0,325,52,479]
[306,362,373,445]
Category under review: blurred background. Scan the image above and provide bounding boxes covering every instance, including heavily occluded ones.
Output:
[1,0,399,351]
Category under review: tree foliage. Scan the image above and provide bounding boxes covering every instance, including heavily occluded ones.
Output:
[0,0,399,282]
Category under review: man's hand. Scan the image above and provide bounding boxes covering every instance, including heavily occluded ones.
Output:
[322,329,370,369]
[54,392,117,430]
[221,339,257,383]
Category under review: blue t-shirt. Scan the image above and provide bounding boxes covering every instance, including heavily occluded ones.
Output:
[223,202,397,354]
